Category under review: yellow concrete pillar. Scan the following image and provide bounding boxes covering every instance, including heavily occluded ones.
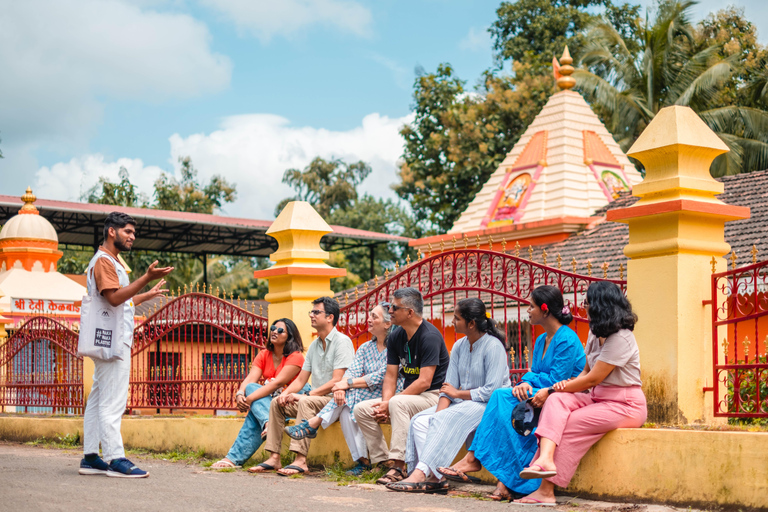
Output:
[607,106,749,424]
[253,201,346,345]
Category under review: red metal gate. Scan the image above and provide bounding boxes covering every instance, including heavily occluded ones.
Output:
[710,256,768,417]
[338,247,626,381]
[128,292,268,412]
[0,316,83,413]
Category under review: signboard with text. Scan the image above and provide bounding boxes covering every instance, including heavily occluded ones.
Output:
[11,298,81,315]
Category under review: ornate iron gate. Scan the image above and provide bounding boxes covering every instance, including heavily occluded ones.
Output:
[128,293,268,412]
[0,316,83,413]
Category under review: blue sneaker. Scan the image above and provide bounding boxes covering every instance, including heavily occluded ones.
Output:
[79,455,109,475]
[106,458,149,478]
[345,461,372,476]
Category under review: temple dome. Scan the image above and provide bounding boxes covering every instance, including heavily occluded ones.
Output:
[0,188,61,272]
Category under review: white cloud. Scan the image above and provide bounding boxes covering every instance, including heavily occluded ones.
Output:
[200,0,372,42]
[459,26,491,52]
[34,155,166,204]
[34,112,412,220]
[369,54,411,90]
[0,0,231,148]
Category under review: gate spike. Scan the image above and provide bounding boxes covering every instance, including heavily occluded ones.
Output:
[602,262,609,278]
[587,260,593,277]
[440,239,445,252]
[406,254,410,265]
[364,282,369,294]
[417,249,422,261]
[374,275,379,287]
[514,241,520,257]
[711,256,717,273]
[183,284,188,295]
[751,244,758,264]
[427,243,432,257]
[542,249,547,266]
[259,305,263,316]
[452,235,457,250]
[196,283,200,293]
[488,236,493,251]
[203,283,207,294]
[476,235,481,249]
[355,288,359,300]
[557,254,562,269]
[743,336,750,363]
[384,269,389,280]
[395,261,400,273]
[619,262,625,280]
[501,239,506,253]
[463,233,468,249]
[215,286,220,298]
[524,346,530,367]
[730,251,737,270]
[237,296,241,308]
[571,257,577,273]
[528,245,533,261]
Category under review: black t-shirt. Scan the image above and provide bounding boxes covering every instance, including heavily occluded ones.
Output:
[387,320,450,391]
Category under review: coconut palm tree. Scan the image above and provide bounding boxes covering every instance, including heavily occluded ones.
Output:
[574,0,768,176]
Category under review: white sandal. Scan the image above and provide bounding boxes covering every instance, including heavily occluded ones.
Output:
[211,458,241,469]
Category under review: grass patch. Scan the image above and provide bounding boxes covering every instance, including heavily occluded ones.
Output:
[26,432,81,449]
[322,460,387,485]
[125,447,212,464]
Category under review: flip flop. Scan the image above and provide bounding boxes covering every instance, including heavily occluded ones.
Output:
[513,497,557,507]
[437,466,481,483]
[277,464,306,476]
[519,464,557,479]
[248,462,277,473]
[211,458,241,469]
[385,481,450,494]
[485,489,513,502]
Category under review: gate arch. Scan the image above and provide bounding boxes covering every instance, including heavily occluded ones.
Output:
[0,316,83,413]
[129,292,269,412]
[338,248,626,380]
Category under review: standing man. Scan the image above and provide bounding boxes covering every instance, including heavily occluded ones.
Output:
[251,296,354,476]
[79,212,173,478]
[354,287,450,484]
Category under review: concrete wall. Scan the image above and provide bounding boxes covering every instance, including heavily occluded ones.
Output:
[2,416,766,509]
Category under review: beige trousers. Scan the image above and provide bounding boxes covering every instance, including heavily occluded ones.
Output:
[354,390,440,464]
[265,395,331,456]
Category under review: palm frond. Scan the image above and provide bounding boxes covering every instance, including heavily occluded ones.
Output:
[673,60,733,107]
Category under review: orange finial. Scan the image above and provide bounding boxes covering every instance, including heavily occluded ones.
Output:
[619,262,625,280]
[452,236,457,250]
[515,241,520,258]
[19,187,39,214]
[556,46,576,90]
[602,262,609,279]
[557,254,562,269]
[571,257,577,273]
[587,260,593,277]
[501,239,507,253]
[711,256,717,273]
[730,251,737,270]
[542,249,547,266]
[751,245,758,264]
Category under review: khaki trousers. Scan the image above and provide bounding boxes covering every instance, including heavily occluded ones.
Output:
[265,395,331,456]
[354,390,440,464]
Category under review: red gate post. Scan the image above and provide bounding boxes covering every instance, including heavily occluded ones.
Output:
[253,201,346,346]
[607,106,750,424]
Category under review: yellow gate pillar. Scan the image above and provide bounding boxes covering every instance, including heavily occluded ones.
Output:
[607,106,749,424]
[254,201,346,345]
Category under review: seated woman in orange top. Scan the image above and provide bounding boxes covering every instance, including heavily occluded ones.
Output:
[211,318,305,468]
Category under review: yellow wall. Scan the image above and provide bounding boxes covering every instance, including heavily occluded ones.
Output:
[1,416,766,509]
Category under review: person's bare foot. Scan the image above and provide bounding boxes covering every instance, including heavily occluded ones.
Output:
[398,468,433,484]
[248,453,281,473]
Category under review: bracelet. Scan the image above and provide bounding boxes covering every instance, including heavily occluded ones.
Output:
[235,391,245,397]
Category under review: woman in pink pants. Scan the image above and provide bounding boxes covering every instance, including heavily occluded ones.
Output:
[514,281,647,506]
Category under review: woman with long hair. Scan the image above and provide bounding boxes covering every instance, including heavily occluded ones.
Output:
[385,297,510,493]
[211,318,305,469]
[439,285,586,501]
[284,302,403,475]
[514,281,646,506]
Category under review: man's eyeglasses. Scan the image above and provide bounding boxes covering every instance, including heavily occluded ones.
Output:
[388,303,411,313]
[309,309,328,317]
[270,325,286,334]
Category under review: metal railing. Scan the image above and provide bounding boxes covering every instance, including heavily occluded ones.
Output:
[338,247,626,381]
[0,316,83,414]
[711,256,768,417]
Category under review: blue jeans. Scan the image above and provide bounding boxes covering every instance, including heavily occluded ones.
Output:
[225,382,310,466]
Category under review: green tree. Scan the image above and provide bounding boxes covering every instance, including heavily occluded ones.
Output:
[575,0,768,176]
[274,157,371,218]
[84,167,146,207]
[154,156,236,214]
[395,63,553,233]
[490,0,641,73]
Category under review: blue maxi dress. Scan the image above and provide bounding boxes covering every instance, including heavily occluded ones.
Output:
[469,325,586,495]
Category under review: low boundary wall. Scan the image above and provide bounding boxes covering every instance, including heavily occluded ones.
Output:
[1,416,766,510]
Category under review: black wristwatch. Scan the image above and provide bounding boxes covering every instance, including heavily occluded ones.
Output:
[547,387,556,394]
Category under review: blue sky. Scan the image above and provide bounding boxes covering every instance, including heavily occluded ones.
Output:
[1,0,765,220]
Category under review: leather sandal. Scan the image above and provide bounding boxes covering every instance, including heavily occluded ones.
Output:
[376,466,405,485]
[385,480,449,494]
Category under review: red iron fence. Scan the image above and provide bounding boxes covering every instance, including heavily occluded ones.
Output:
[710,256,768,417]
[128,292,268,412]
[338,247,626,381]
[0,316,83,414]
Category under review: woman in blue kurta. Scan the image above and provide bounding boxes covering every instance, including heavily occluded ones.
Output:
[438,286,586,500]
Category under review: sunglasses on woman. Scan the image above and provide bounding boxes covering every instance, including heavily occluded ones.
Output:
[270,325,286,334]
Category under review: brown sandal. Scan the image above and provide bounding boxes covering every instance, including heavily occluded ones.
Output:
[486,488,513,502]
[376,467,405,485]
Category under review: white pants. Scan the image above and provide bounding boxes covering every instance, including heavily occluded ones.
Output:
[83,352,131,462]
[321,405,368,462]
[410,414,442,479]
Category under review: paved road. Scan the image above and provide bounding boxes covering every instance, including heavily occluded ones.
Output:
[0,442,687,512]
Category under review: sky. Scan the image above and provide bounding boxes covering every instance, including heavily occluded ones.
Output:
[1,0,765,221]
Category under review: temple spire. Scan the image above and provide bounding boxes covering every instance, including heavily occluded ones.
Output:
[19,187,39,214]
[556,46,576,90]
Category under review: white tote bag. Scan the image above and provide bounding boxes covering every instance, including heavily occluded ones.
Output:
[77,255,126,361]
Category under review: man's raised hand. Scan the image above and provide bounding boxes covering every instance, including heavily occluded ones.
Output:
[145,261,174,281]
